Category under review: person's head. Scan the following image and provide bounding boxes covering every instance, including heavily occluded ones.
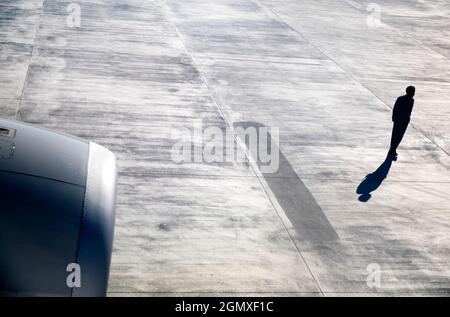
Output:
[406,86,415,97]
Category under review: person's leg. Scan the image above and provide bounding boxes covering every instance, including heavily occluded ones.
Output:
[389,121,408,157]
[398,121,408,143]
[389,122,400,156]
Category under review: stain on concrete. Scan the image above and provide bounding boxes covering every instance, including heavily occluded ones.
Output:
[234,121,339,245]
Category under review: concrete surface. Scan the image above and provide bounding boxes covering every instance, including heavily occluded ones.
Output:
[1,0,450,296]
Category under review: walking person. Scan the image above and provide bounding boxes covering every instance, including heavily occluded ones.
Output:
[388,86,415,161]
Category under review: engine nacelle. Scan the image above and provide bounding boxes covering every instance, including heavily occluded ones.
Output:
[0,119,116,296]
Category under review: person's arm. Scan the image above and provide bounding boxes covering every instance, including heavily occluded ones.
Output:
[392,97,400,122]
[409,99,414,119]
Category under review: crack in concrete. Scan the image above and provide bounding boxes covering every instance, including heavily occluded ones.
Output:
[15,0,46,121]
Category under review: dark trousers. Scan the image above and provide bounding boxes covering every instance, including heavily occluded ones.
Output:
[389,120,409,155]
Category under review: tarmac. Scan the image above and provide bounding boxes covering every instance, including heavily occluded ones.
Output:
[1,0,450,296]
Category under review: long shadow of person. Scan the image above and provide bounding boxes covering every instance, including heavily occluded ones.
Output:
[356,157,393,202]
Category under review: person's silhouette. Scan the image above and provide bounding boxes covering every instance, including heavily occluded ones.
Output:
[388,86,415,161]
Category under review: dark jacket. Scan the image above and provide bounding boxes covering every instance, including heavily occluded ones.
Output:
[392,95,414,123]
